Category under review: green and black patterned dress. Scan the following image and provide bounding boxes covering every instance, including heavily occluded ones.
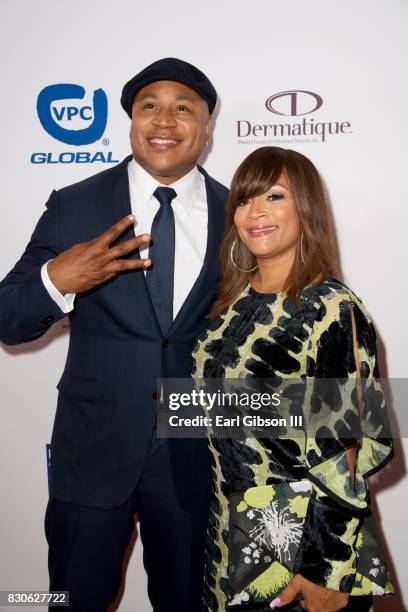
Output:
[192,279,394,611]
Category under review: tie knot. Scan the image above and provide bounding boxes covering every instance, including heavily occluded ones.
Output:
[153,186,177,207]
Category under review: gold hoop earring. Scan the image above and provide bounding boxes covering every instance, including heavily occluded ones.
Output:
[300,232,305,264]
[230,239,258,273]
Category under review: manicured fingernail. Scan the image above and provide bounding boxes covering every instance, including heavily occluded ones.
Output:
[128,214,135,221]
[143,234,151,241]
[144,259,151,267]
[270,598,281,609]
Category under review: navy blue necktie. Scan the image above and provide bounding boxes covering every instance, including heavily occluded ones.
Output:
[146,186,177,335]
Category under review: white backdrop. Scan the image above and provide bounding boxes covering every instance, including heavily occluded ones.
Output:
[0,0,407,610]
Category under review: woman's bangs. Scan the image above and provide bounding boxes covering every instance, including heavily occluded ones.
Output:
[232,156,285,205]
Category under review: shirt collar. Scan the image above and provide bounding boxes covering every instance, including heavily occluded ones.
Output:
[128,158,202,214]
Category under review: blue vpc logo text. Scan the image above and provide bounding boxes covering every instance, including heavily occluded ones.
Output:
[53,104,93,121]
[32,83,118,164]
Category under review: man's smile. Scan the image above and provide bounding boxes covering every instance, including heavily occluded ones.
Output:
[147,136,182,149]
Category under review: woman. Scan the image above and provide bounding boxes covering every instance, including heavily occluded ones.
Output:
[192,147,394,611]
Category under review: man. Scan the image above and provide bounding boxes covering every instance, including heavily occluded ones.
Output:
[0,58,228,611]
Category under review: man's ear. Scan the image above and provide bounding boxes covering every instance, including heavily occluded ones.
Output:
[205,115,213,145]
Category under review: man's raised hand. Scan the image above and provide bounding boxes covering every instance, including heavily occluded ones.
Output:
[47,215,151,294]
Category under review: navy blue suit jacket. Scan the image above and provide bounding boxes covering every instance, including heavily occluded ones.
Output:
[0,155,228,511]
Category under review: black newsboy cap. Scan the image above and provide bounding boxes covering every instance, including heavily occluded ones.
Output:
[121,57,217,117]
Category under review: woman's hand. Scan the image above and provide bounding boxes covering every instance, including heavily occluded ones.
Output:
[269,574,349,611]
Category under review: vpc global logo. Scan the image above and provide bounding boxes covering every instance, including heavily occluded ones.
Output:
[31,83,119,164]
[237,90,353,144]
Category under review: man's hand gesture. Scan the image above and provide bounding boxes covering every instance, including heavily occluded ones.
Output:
[47,215,151,294]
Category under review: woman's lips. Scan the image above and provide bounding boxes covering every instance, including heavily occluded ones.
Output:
[247,225,279,237]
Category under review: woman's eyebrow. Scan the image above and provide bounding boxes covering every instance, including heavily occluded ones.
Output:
[270,183,289,190]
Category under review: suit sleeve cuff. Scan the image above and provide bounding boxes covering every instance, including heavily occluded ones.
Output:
[41,261,76,314]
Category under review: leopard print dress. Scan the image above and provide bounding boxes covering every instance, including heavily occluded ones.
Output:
[192,279,394,611]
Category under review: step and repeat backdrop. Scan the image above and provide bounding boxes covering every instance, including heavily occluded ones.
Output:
[1,1,407,610]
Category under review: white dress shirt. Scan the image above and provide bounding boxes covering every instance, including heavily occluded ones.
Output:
[41,159,208,318]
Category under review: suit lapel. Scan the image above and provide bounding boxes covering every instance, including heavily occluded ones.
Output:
[95,155,161,333]
[169,167,226,336]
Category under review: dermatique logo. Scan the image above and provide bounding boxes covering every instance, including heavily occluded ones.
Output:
[31,83,119,164]
[237,90,352,144]
[265,90,323,116]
